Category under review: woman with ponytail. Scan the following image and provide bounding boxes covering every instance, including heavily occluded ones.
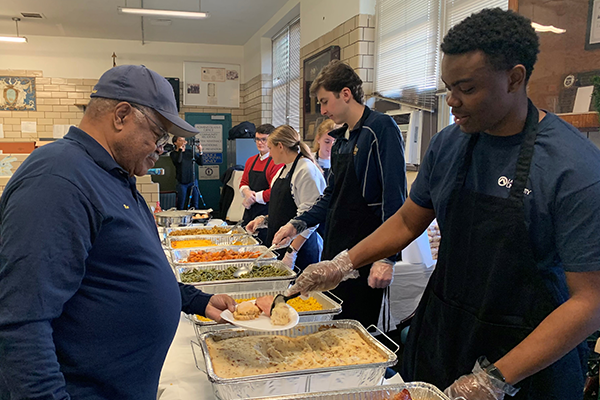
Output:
[312,119,336,181]
[246,125,326,270]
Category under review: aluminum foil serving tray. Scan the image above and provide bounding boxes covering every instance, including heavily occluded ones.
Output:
[191,290,343,337]
[192,320,398,400]
[176,260,296,294]
[253,382,450,400]
[166,234,260,249]
[171,245,277,266]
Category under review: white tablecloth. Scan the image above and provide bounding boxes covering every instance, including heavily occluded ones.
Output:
[158,314,216,400]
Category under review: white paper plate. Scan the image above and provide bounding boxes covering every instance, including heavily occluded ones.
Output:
[220,301,299,331]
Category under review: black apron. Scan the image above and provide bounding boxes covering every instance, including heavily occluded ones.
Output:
[242,155,271,243]
[402,100,586,398]
[322,148,387,329]
[266,154,320,270]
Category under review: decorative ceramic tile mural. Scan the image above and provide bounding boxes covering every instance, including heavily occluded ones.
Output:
[0,76,36,111]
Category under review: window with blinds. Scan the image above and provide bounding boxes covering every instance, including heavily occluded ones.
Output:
[376,0,440,109]
[375,0,508,110]
[272,18,301,131]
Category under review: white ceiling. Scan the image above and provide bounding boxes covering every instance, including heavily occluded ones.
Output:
[0,0,291,45]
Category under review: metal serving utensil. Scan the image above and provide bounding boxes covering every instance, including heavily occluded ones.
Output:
[233,239,291,278]
[225,220,243,235]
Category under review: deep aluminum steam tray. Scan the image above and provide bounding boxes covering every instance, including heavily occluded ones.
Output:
[170,245,277,266]
[192,320,398,400]
[176,260,296,294]
[191,290,343,336]
[253,382,450,400]
[166,234,260,249]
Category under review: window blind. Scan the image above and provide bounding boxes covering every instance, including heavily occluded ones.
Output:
[375,0,441,109]
[375,0,508,109]
[272,18,301,131]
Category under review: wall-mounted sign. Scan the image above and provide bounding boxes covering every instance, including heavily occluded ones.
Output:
[184,62,240,108]
[198,165,219,180]
[196,124,223,153]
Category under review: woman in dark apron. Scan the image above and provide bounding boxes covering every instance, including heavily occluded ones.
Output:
[246,125,325,270]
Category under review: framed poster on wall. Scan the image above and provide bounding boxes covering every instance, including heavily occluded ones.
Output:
[586,0,600,50]
[302,46,340,140]
[183,62,240,108]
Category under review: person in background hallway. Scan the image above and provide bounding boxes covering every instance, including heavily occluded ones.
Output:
[239,124,283,242]
[273,60,407,331]
[312,119,336,182]
[246,125,326,270]
[170,135,204,209]
[283,9,600,400]
[0,65,236,399]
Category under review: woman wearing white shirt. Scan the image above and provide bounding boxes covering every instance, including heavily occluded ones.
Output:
[312,119,335,182]
[246,125,326,269]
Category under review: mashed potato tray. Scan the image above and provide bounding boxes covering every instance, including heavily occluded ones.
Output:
[191,320,398,400]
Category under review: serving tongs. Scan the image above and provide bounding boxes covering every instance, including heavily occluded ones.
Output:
[232,239,292,278]
[225,220,244,235]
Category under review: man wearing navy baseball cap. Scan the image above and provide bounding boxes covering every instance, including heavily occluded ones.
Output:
[0,65,235,399]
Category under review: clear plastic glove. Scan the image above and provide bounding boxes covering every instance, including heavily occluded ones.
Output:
[273,222,299,247]
[242,189,256,209]
[246,216,267,234]
[368,260,394,289]
[282,248,298,268]
[444,358,520,400]
[204,294,237,323]
[284,250,359,296]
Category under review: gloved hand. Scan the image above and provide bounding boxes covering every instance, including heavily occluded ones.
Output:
[368,260,394,288]
[242,188,256,209]
[444,358,519,400]
[284,250,359,296]
[204,294,237,323]
[282,247,298,268]
[246,216,267,234]
[273,222,299,247]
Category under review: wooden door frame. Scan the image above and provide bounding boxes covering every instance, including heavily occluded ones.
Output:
[509,0,518,11]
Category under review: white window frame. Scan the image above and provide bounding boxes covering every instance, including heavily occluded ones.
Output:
[272,18,301,131]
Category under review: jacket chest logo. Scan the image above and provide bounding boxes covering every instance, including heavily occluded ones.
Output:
[123,204,130,209]
[353,145,359,156]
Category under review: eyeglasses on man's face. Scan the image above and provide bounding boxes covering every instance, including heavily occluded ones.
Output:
[131,104,171,148]
[255,137,268,143]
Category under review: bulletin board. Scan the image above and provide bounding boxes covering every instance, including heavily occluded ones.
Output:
[183,62,240,108]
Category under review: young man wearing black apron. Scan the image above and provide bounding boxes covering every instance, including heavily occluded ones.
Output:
[284,9,600,400]
[272,61,407,331]
[239,124,282,243]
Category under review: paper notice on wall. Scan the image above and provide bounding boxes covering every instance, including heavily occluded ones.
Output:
[198,165,219,180]
[53,124,70,139]
[195,124,223,153]
[21,121,37,134]
[0,124,4,139]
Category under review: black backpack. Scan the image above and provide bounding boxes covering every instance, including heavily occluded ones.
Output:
[228,121,256,140]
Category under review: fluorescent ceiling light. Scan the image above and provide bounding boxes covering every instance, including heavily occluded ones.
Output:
[0,36,27,43]
[1,17,27,43]
[118,7,209,19]
[531,22,566,34]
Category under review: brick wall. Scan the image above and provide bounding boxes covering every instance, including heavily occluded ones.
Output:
[0,69,254,207]
[240,74,273,127]
[299,14,376,135]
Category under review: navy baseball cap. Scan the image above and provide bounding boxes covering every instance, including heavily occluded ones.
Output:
[90,65,198,137]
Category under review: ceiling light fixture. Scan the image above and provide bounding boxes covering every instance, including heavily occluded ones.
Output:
[0,17,27,43]
[531,22,566,34]
[118,0,209,20]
